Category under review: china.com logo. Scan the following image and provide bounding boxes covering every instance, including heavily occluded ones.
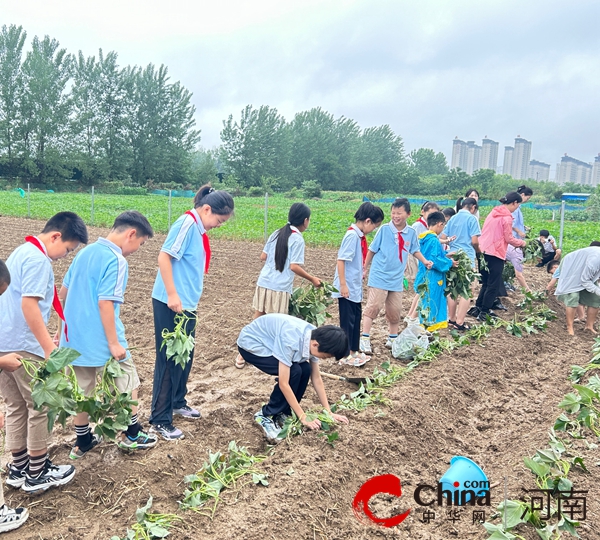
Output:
[352,474,491,528]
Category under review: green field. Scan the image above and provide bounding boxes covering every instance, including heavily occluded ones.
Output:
[0,191,598,252]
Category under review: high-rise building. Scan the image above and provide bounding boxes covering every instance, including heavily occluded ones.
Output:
[527,160,550,182]
[592,154,600,187]
[503,146,514,176]
[555,154,593,185]
[451,137,468,170]
[511,137,532,180]
[465,141,482,174]
[480,137,499,171]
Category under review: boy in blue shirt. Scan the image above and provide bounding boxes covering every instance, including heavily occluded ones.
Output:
[0,212,87,494]
[360,199,432,354]
[237,314,349,442]
[59,211,158,458]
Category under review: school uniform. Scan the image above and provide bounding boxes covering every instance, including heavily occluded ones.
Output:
[539,235,558,266]
[59,238,140,395]
[364,222,419,324]
[237,314,317,416]
[332,224,365,351]
[150,209,207,426]
[405,218,428,281]
[0,240,55,452]
[444,210,481,266]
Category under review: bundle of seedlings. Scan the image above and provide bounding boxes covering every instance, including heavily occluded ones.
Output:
[445,250,480,300]
[161,312,197,368]
[288,281,337,326]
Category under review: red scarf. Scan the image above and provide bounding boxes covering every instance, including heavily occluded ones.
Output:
[24,236,69,341]
[397,232,406,262]
[185,211,211,273]
[348,226,368,265]
[417,217,427,228]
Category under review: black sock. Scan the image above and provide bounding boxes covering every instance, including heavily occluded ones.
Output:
[126,415,141,438]
[75,423,92,449]
[28,453,47,477]
[11,449,28,471]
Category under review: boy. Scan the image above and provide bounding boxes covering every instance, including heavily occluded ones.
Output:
[360,198,432,353]
[555,245,600,335]
[536,229,561,267]
[58,211,158,458]
[237,314,349,442]
[0,260,29,533]
[0,212,87,493]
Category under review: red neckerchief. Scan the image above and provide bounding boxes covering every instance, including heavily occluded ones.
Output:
[417,217,428,228]
[397,232,406,262]
[24,236,69,341]
[185,211,211,274]
[348,226,367,265]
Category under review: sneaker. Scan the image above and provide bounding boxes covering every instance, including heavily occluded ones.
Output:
[467,306,481,318]
[273,412,290,429]
[359,336,372,354]
[118,429,158,451]
[0,504,29,533]
[385,337,396,349]
[477,310,499,322]
[505,282,517,292]
[5,464,26,489]
[492,301,508,311]
[69,434,103,460]
[339,352,370,367]
[149,424,185,441]
[254,411,282,443]
[173,405,202,419]
[23,460,75,494]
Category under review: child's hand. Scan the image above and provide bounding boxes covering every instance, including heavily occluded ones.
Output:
[0,353,23,373]
[451,260,459,267]
[447,235,457,243]
[332,413,349,424]
[311,277,322,287]
[167,293,183,313]
[424,260,433,270]
[302,416,321,430]
[340,284,350,298]
[109,342,127,361]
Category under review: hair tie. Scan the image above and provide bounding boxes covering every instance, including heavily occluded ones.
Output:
[208,187,215,194]
[286,222,291,225]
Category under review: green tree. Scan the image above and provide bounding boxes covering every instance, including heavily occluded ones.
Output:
[408,148,448,176]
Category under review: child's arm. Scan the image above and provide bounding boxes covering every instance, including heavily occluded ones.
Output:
[336,260,349,297]
[289,264,321,287]
[413,251,433,269]
[277,363,320,429]
[472,236,481,253]
[158,251,182,313]
[22,297,56,359]
[0,353,23,372]
[310,363,349,424]
[98,300,127,360]
[546,277,558,293]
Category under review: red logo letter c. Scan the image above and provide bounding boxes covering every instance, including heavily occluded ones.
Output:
[352,474,411,528]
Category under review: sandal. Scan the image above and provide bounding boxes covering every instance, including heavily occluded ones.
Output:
[69,434,102,460]
[453,322,471,332]
[448,320,457,329]
[339,352,370,367]
[235,353,245,369]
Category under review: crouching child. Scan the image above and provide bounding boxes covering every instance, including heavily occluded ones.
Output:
[236,314,349,443]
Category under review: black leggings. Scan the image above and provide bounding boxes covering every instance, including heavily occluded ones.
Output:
[476,254,505,312]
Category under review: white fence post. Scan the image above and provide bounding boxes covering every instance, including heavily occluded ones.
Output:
[168,190,173,231]
[91,186,95,226]
[558,200,566,249]
[27,183,30,218]
[264,192,269,242]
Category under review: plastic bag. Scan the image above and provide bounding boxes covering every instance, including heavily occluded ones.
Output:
[392,318,430,359]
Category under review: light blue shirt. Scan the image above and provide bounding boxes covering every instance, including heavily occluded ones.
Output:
[367,221,419,292]
[60,238,130,367]
[332,224,364,303]
[445,210,482,264]
[152,209,207,311]
[412,218,428,237]
[257,226,305,293]
[0,240,54,358]
[237,314,318,367]
[512,206,525,239]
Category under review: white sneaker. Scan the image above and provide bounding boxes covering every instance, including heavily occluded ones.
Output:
[0,504,28,533]
[385,337,395,349]
[359,337,372,354]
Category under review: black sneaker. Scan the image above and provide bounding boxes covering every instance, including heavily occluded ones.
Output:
[467,307,481,318]
[477,310,499,322]
[0,504,29,533]
[492,301,508,311]
[23,460,75,494]
[5,464,26,489]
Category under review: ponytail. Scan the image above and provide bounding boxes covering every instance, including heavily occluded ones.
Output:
[455,197,464,214]
[194,184,235,215]
[516,185,533,197]
[458,197,478,213]
[274,203,311,272]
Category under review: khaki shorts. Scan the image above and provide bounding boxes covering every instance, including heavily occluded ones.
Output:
[252,286,290,314]
[558,290,600,309]
[363,287,403,324]
[405,255,418,282]
[74,358,140,396]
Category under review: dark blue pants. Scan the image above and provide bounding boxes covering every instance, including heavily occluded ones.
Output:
[238,346,311,417]
[476,254,505,312]
[338,297,361,352]
[150,299,196,426]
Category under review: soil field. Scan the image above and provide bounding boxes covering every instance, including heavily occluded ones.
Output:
[0,216,598,540]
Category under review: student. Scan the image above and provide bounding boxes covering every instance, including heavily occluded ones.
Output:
[333,202,384,366]
[236,203,321,369]
[442,197,481,332]
[0,261,29,533]
[237,314,349,442]
[464,188,481,221]
[413,212,458,330]
[360,198,432,354]
[555,246,600,335]
[442,207,456,221]
[0,212,88,493]
[505,185,533,292]
[58,211,158,458]
[536,229,561,267]
[150,185,234,440]
[473,192,526,321]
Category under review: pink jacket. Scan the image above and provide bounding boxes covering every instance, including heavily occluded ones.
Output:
[479,205,526,260]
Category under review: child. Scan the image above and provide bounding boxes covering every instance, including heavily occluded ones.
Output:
[0,212,88,493]
[236,203,321,369]
[505,185,533,292]
[0,260,29,533]
[333,202,384,366]
[536,229,561,267]
[236,314,349,442]
[442,207,456,221]
[58,211,158,458]
[414,212,458,330]
[150,185,234,440]
[360,198,432,353]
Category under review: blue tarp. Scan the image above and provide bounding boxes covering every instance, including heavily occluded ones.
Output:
[151,189,195,198]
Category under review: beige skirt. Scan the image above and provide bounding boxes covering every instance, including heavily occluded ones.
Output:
[252,286,290,314]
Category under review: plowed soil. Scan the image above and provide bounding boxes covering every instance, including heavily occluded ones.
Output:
[0,216,598,540]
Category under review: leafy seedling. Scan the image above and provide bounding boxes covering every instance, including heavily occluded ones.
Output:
[288,281,337,326]
[161,312,197,369]
[110,496,182,540]
[445,249,481,300]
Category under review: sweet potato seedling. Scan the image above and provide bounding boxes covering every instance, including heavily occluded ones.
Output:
[161,312,197,369]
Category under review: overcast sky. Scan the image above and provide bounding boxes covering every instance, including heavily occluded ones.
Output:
[1,0,599,172]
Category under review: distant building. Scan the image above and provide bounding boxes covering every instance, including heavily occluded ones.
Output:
[503,146,514,177]
[511,137,532,180]
[464,141,482,174]
[480,137,499,171]
[452,136,496,173]
[527,160,550,182]
[555,154,593,185]
[451,137,468,171]
[592,154,600,187]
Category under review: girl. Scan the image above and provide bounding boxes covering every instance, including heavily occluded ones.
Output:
[149,185,234,440]
[235,203,321,369]
[464,188,480,221]
[333,202,384,367]
[442,197,481,331]
[473,192,526,321]
[506,185,533,292]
